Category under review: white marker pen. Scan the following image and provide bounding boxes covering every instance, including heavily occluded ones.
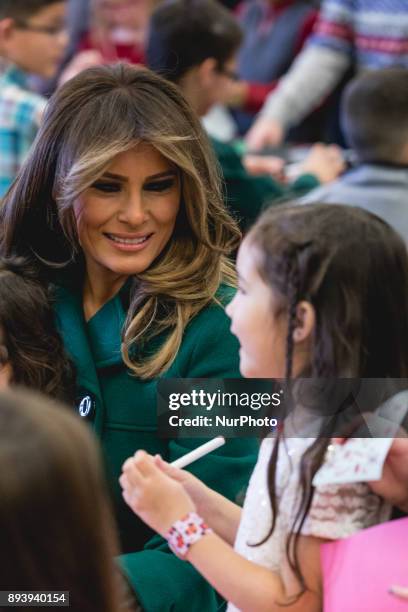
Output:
[171,436,226,469]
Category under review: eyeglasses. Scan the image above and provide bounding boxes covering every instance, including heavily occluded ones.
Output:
[15,20,67,37]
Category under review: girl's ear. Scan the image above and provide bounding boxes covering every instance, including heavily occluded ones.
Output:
[197,57,217,86]
[0,18,15,43]
[293,301,315,344]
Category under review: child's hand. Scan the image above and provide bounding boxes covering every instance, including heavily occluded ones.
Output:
[120,450,195,536]
[153,454,214,516]
[333,435,408,512]
[246,117,285,150]
[59,51,104,86]
[243,154,286,181]
[389,585,408,600]
[298,143,345,184]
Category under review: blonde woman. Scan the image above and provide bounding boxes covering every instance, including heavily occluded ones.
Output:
[0,64,257,611]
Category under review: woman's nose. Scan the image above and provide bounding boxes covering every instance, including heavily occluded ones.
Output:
[117,192,148,226]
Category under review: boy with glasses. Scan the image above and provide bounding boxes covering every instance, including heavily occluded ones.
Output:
[0,0,68,196]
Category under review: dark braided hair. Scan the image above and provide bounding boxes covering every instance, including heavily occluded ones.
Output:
[284,249,302,382]
[245,202,408,602]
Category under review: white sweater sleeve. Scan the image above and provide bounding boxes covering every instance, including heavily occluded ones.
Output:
[259,45,351,129]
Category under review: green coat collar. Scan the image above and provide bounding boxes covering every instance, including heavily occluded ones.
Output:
[53,283,127,433]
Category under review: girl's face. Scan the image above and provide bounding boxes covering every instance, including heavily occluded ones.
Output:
[226,239,288,378]
[73,144,180,286]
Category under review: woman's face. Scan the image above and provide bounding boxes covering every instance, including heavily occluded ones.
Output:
[226,239,288,378]
[73,144,181,284]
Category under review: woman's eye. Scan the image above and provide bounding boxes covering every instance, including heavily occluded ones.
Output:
[92,181,121,193]
[237,285,246,295]
[144,178,176,192]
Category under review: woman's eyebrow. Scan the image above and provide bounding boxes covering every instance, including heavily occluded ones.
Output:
[101,170,177,181]
[145,170,178,181]
[101,172,126,181]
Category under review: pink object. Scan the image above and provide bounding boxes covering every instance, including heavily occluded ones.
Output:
[321,517,408,612]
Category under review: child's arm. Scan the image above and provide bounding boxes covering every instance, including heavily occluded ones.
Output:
[154,455,242,545]
[182,530,323,612]
[120,451,323,612]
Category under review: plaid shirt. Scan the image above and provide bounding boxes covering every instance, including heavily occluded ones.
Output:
[0,65,46,197]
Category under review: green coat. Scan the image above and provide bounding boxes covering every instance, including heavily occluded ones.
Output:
[211,137,320,231]
[53,280,258,612]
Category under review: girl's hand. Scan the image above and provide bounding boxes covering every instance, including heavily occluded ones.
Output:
[120,450,195,536]
[153,454,214,517]
[367,437,408,512]
[389,585,408,600]
[333,436,408,512]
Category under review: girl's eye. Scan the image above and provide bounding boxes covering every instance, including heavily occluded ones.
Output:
[92,181,122,193]
[237,285,247,295]
[144,178,176,192]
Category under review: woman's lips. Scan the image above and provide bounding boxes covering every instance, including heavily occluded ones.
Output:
[104,232,154,251]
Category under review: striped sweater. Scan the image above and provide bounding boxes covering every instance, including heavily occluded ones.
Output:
[261,0,408,129]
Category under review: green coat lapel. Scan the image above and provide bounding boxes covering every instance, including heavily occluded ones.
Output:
[53,284,106,434]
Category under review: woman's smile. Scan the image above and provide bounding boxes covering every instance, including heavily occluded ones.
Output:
[104,231,154,251]
[74,144,181,283]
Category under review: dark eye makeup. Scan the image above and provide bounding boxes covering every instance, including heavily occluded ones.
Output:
[144,178,177,192]
[91,176,177,194]
[92,181,121,193]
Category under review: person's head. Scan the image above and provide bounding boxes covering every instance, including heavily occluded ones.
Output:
[0,0,68,78]
[227,203,408,380]
[90,0,152,48]
[146,0,242,115]
[341,68,408,164]
[0,389,125,611]
[0,256,75,401]
[1,64,239,379]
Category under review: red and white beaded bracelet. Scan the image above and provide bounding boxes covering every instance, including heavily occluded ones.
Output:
[165,511,213,559]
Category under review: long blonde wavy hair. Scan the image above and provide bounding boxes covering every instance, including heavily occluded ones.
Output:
[0,64,239,379]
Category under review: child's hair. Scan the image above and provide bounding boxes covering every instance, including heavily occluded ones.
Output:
[146,0,242,83]
[341,68,408,164]
[0,0,64,21]
[248,203,408,598]
[0,257,75,402]
[0,389,126,612]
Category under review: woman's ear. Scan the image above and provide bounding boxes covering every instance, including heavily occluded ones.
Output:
[293,301,315,344]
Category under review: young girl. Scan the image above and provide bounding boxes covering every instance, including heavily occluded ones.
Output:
[119,203,408,611]
[0,256,75,401]
[0,388,138,612]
